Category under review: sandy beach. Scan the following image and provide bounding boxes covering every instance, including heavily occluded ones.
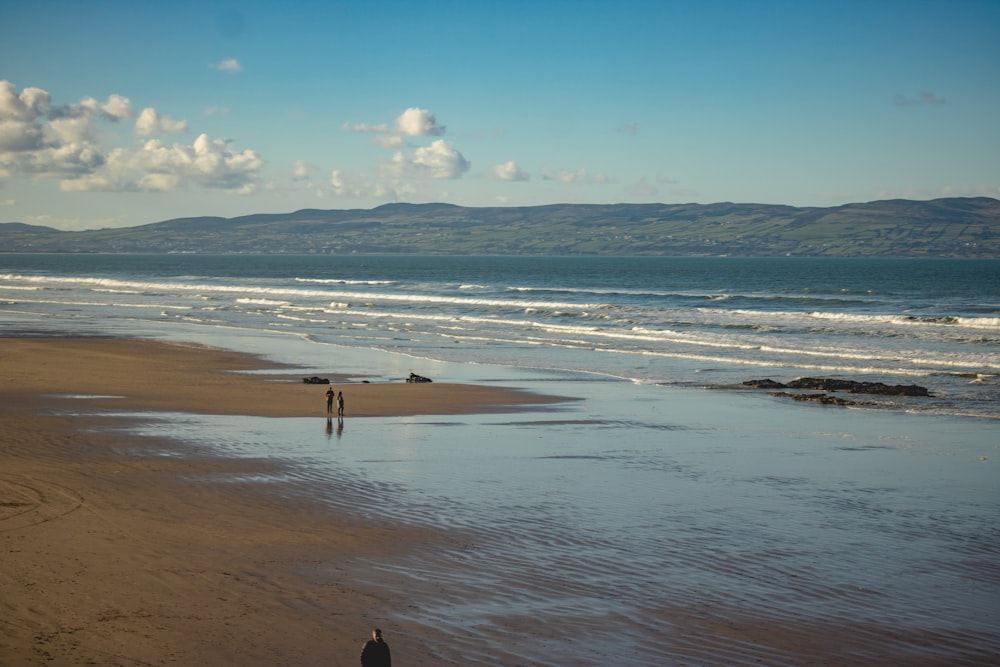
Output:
[3,336,997,666]
[0,337,567,666]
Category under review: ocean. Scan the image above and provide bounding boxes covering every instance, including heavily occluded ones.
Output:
[2,255,999,418]
[2,254,998,665]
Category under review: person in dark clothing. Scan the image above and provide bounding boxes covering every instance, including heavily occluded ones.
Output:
[360,627,391,667]
[326,387,335,413]
[337,390,345,416]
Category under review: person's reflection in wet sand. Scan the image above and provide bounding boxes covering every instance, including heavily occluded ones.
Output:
[326,417,344,439]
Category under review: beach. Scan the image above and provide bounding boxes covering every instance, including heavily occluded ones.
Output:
[3,336,998,666]
[2,252,998,666]
[0,337,569,666]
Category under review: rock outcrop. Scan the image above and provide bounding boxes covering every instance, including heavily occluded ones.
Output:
[767,391,875,407]
[743,377,930,396]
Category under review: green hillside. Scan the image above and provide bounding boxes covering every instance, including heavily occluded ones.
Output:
[2,197,998,257]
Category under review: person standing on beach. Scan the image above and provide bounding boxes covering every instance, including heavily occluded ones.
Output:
[360,628,391,667]
[337,390,345,416]
[326,387,335,413]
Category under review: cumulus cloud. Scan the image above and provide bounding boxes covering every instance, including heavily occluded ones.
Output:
[101,94,133,121]
[394,107,445,137]
[63,134,262,193]
[0,81,50,121]
[344,107,445,146]
[383,139,469,180]
[340,107,471,191]
[490,160,530,182]
[0,81,262,194]
[330,169,366,197]
[212,58,244,73]
[135,108,189,136]
[292,159,319,181]
[0,81,123,174]
[0,81,52,152]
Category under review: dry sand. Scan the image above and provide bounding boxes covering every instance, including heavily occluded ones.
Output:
[0,337,567,666]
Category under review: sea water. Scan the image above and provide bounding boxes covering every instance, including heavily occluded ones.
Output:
[2,254,998,664]
[2,255,998,418]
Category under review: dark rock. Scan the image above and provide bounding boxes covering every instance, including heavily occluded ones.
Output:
[742,378,788,389]
[768,391,873,407]
[406,372,433,383]
[302,376,329,384]
[786,377,929,396]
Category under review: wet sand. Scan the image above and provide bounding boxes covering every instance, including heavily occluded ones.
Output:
[3,337,996,666]
[0,337,564,418]
[0,337,565,665]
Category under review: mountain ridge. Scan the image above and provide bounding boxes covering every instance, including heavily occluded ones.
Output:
[2,197,998,257]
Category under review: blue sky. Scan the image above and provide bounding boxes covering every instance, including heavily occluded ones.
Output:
[2,0,998,230]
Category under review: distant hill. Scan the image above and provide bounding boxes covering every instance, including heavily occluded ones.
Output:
[2,197,998,257]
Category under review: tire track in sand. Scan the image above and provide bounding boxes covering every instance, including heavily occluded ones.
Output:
[0,474,84,532]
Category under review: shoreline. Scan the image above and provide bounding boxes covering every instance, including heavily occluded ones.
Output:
[0,337,574,418]
[0,336,571,665]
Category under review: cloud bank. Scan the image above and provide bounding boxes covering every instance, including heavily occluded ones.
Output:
[0,80,262,194]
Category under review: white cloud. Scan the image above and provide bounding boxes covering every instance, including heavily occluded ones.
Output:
[344,106,469,187]
[101,94,133,120]
[0,82,108,177]
[490,160,529,182]
[345,107,450,152]
[0,81,263,196]
[135,108,189,136]
[0,81,52,152]
[0,118,45,152]
[0,81,50,120]
[383,139,469,180]
[395,107,444,137]
[292,159,319,181]
[330,169,366,197]
[62,134,262,194]
[212,58,244,73]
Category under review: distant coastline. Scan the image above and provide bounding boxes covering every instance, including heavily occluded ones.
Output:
[2,197,998,258]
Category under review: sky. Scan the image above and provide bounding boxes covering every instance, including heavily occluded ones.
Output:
[1,0,998,231]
